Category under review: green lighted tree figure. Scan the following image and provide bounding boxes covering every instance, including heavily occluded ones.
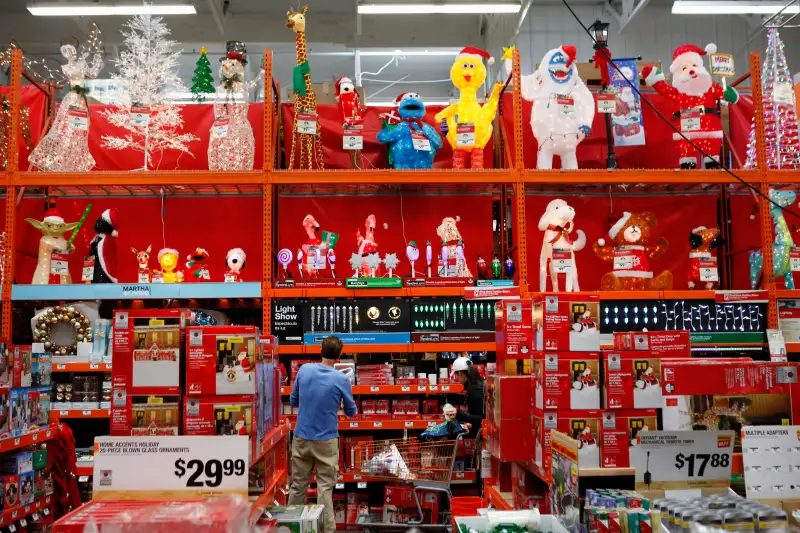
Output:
[191,46,215,102]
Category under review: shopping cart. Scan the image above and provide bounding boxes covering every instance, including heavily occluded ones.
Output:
[353,431,466,532]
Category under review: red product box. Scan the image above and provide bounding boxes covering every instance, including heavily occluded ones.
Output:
[603,351,691,409]
[661,360,799,448]
[613,331,690,356]
[186,326,260,396]
[421,400,439,415]
[383,485,439,524]
[290,360,317,384]
[533,352,600,410]
[334,494,346,529]
[346,492,369,525]
[533,409,602,478]
[11,345,32,388]
[514,487,549,513]
[485,417,531,463]
[599,409,658,468]
[488,375,532,421]
[495,300,535,367]
[456,438,475,457]
[533,294,600,352]
[183,395,254,459]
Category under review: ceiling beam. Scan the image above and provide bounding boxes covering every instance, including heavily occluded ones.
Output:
[207,0,227,36]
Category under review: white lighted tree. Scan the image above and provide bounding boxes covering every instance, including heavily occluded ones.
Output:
[100,13,197,169]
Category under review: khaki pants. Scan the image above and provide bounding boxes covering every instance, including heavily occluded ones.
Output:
[288,436,339,533]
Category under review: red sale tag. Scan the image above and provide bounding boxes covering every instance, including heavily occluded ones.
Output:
[613,249,635,270]
[297,112,318,135]
[411,131,431,151]
[699,257,718,282]
[597,92,617,114]
[551,248,572,273]
[82,257,95,283]
[211,117,230,139]
[51,252,69,276]
[130,105,151,127]
[67,106,89,130]
[680,110,701,131]
[791,247,800,272]
[455,123,475,147]
[556,96,575,114]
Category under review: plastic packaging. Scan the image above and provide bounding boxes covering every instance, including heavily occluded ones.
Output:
[721,510,755,533]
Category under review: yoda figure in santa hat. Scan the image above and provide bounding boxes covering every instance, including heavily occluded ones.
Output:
[642,43,739,169]
[505,45,595,170]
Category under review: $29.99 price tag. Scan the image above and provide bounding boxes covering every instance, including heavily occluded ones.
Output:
[174,457,245,488]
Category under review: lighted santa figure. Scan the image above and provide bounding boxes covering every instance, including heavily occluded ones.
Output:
[635,366,658,389]
[572,367,596,390]
[572,310,597,332]
[235,418,248,436]
[578,426,596,448]
[237,351,252,376]
[505,44,594,169]
[335,76,362,125]
[642,43,739,169]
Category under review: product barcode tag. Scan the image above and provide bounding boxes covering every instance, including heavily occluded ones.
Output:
[411,131,431,151]
[224,273,236,282]
[151,271,164,283]
[51,251,69,276]
[82,257,95,282]
[130,105,151,127]
[613,250,635,270]
[556,95,575,115]
[67,106,89,130]
[680,110,701,131]
[790,248,800,271]
[455,123,475,147]
[597,92,617,113]
[343,124,363,150]
[297,112,318,134]
[138,271,150,283]
[211,117,230,138]
[699,258,718,282]
[552,248,572,273]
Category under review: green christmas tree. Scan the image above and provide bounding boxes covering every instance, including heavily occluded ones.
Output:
[191,46,215,102]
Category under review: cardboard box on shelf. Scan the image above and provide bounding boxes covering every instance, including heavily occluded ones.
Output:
[495,301,535,368]
[613,330,691,355]
[346,492,369,526]
[533,294,600,352]
[533,409,603,478]
[186,326,260,396]
[599,409,658,468]
[533,352,600,410]
[603,351,690,409]
[183,395,254,459]
[11,345,32,388]
[383,485,439,524]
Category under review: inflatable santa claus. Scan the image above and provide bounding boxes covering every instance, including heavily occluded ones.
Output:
[642,44,739,169]
[505,45,594,169]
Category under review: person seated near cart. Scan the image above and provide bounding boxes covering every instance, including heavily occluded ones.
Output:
[289,335,357,533]
[450,356,485,439]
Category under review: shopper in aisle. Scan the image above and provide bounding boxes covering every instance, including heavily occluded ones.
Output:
[289,336,357,533]
[451,356,485,439]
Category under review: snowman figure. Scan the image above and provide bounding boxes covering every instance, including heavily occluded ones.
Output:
[635,366,658,390]
[572,367,596,390]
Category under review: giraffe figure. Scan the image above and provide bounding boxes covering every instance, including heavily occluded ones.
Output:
[286,5,324,170]
[750,189,796,289]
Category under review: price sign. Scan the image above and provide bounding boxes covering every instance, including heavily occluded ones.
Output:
[411,131,431,151]
[130,105,151,127]
[710,54,735,77]
[699,257,718,282]
[680,110,702,132]
[629,430,734,488]
[597,92,617,114]
[742,425,800,499]
[343,124,363,150]
[552,248,572,273]
[297,112,318,135]
[211,117,230,139]
[556,96,575,115]
[151,271,164,283]
[93,436,248,499]
[613,250,634,270]
[50,251,69,276]
[67,106,89,130]
[791,248,800,271]
[766,329,787,361]
[455,123,475,147]
[82,257,95,282]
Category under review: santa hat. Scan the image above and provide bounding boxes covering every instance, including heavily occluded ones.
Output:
[598,212,632,246]
[691,226,708,234]
[335,76,353,95]
[670,43,716,73]
[158,248,180,261]
[394,92,416,105]
[456,46,494,65]
[101,208,119,237]
[43,208,65,224]
[561,45,577,68]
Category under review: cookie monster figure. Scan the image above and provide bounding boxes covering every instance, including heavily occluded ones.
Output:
[377,92,442,169]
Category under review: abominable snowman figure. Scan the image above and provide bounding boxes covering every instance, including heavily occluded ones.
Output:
[505,45,594,169]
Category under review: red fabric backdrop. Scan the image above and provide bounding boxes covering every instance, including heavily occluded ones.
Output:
[0,86,49,169]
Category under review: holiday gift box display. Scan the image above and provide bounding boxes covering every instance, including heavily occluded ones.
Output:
[660,360,800,449]
[603,349,690,409]
[485,375,532,462]
[127,398,180,436]
[598,409,658,468]
[611,331,691,355]
[533,294,600,352]
[8,387,50,437]
[533,409,602,478]
[11,345,32,387]
[533,352,600,410]
[411,298,496,343]
[186,326,259,396]
[30,351,52,387]
[301,299,411,345]
[382,485,440,524]
[495,300,535,368]
[183,396,254,458]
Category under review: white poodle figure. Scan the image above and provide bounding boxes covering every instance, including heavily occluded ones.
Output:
[538,199,586,292]
[505,45,594,169]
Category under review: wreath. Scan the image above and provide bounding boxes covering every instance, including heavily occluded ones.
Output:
[33,306,93,355]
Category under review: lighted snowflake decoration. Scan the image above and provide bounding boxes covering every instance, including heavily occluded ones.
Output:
[383,253,400,274]
[365,253,383,271]
[349,253,363,275]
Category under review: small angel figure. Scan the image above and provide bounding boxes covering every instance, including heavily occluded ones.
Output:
[208,40,255,170]
[28,24,104,172]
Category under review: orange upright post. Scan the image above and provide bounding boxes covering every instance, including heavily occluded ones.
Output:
[2,50,22,341]
[512,48,524,172]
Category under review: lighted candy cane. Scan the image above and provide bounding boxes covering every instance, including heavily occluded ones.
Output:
[277,248,292,278]
[426,241,432,278]
[297,249,304,278]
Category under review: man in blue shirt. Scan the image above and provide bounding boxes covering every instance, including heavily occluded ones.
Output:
[288,336,357,533]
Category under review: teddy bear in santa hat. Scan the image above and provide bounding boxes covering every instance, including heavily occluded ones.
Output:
[504,44,594,169]
[593,211,673,291]
[641,43,739,169]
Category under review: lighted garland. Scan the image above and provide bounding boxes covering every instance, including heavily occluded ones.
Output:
[33,306,93,355]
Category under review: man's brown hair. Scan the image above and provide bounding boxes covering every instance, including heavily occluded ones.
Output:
[321,336,343,360]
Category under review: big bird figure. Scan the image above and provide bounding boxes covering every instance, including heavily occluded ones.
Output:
[435,46,504,169]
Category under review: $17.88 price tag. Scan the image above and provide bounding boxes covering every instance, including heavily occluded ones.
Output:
[629,430,734,488]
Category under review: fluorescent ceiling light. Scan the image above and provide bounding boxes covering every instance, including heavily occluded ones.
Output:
[27,4,197,16]
[672,1,800,14]
[358,3,521,14]
[359,49,463,56]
